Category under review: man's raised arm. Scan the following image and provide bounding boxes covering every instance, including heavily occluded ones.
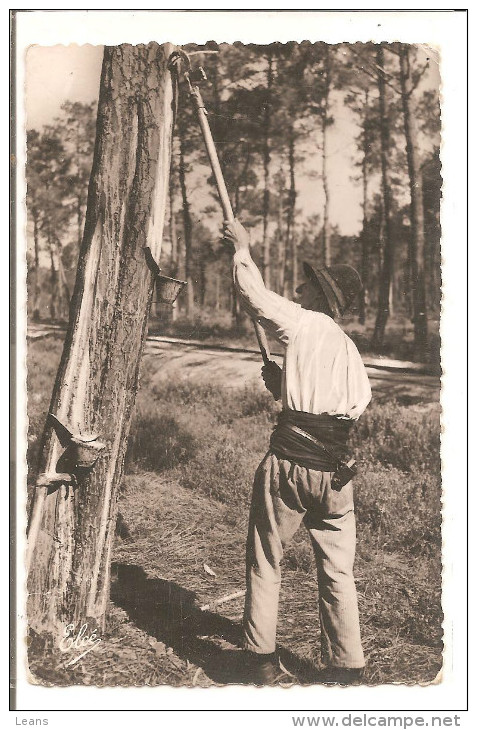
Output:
[223,220,302,346]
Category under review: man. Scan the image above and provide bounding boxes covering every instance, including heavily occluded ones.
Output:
[223,219,372,686]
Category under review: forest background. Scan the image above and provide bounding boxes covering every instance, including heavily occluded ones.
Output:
[25,41,442,365]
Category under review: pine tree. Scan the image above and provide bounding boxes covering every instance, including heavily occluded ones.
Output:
[27,43,176,635]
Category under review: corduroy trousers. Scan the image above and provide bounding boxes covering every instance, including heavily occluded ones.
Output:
[242,451,365,669]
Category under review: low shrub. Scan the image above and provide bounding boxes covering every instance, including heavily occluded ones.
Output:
[350,401,441,475]
[353,464,441,556]
[126,405,199,473]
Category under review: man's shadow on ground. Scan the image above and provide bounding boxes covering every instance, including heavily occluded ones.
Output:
[111,562,322,686]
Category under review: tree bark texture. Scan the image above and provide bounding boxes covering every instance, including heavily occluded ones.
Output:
[372,46,395,349]
[399,44,428,361]
[27,43,175,635]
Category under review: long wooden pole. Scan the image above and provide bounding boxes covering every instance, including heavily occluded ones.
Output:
[189,82,271,364]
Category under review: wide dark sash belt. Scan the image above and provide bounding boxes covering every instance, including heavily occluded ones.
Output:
[269,409,353,472]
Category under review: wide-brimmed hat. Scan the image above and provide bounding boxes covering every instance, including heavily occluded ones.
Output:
[303,262,362,317]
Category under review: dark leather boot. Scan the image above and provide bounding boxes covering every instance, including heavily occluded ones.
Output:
[318,666,364,685]
[243,652,295,686]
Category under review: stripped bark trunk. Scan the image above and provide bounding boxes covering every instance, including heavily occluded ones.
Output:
[178,128,194,315]
[399,44,428,361]
[372,46,395,349]
[27,43,175,635]
[321,45,332,267]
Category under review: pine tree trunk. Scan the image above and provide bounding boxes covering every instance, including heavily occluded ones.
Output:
[27,43,175,636]
[215,275,221,311]
[178,129,194,315]
[262,51,274,288]
[399,44,428,361]
[77,195,83,250]
[427,233,440,311]
[276,164,286,295]
[231,161,246,329]
[76,133,84,249]
[169,151,178,278]
[55,237,70,321]
[286,132,298,295]
[231,283,239,328]
[48,243,57,322]
[32,210,41,321]
[321,45,332,267]
[372,47,395,350]
[359,90,370,326]
[169,145,179,321]
[199,259,206,307]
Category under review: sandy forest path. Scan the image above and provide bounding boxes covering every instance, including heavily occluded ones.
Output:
[28,324,440,405]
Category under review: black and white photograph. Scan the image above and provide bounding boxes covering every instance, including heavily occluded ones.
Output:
[11,8,468,720]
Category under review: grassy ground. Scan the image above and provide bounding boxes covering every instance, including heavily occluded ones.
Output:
[26,335,442,687]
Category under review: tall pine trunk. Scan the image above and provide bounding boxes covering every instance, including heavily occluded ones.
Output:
[359,90,370,326]
[286,132,298,295]
[48,241,57,322]
[74,128,84,249]
[276,164,286,295]
[261,51,274,288]
[178,129,194,315]
[321,45,332,267]
[32,209,41,321]
[54,237,70,321]
[399,44,428,361]
[372,46,395,349]
[231,156,248,330]
[27,43,175,635]
[199,258,207,307]
[169,143,179,320]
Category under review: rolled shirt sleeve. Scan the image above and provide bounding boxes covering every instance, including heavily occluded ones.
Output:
[233,248,302,346]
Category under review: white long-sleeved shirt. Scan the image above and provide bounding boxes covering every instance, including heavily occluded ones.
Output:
[233,248,372,419]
